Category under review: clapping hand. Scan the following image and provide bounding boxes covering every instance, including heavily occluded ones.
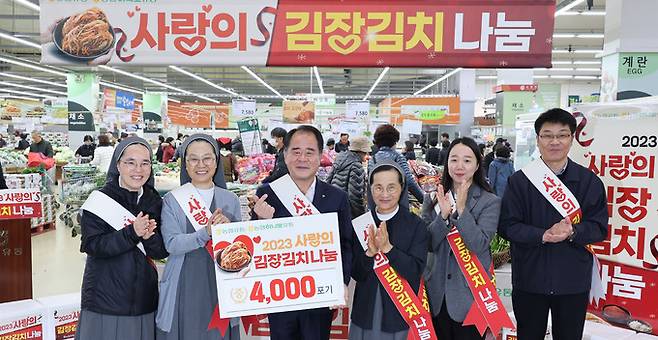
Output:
[434,184,453,220]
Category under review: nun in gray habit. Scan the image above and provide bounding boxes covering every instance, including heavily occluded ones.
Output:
[76,137,168,340]
[156,134,241,340]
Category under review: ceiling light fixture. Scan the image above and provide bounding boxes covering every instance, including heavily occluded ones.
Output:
[414,68,462,95]
[99,65,220,103]
[577,33,605,39]
[533,75,549,79]
[553,33,576,38]
[241,66,285,100]
[169,66,248,100]
[563,11,606,16]
[99,81,144,95]
[0,56,67,76]
[550,75,573,79]
[0,81,66,95]
[551,61,573,65]
[554,0,585,17]
[0,89,55,99]
[574,75,598,79]
[11,0,40,11]
[0,72,66,88]
[574,60,602,64]
[477,76,497,80]
[313,66,324,95]
[363,67,389,100]
[0,95,42,101]
[0,32,42,49]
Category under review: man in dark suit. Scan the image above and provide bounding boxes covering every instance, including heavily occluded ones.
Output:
[251,125,353,340]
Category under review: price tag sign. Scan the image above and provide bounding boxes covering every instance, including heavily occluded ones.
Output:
[345,100,370,120]
[232,99,257,117]
[211,213,345,318]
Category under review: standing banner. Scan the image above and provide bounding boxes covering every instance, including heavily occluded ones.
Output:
[238,118,263,156]
[571,102,658,335]
[211,213,345,318]
[283,100,315,124]
[40,0,554,67]
[67,73,97,132]
[143,93,166,133]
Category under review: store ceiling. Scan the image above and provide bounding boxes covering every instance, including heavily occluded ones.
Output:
[0,0,606,104]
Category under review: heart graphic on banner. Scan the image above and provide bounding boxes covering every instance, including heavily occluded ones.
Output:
[328,35,360,55]
[202,4,213,13]
[609,168,629,181]
[127,11,134,18]
[253,235,261,244]
[135,5,141,11]
[174,36,206,56]
[619,206,646,223]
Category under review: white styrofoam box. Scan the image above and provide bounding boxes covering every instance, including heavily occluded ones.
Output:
[494,263,513,313]
[37,293,81,340]
[582,321,637,340]
[0,299,45,339]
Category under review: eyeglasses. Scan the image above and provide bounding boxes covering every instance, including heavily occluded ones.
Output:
[372,185,401,195]
[120,160,152,170]
[538,133,572,142]
[186,156,216,167]
[289,149,319,159]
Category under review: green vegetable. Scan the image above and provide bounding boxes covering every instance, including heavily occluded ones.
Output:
[490,234,510,253]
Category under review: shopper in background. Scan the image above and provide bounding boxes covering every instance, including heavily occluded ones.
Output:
[321,138,337,167]
[403,140,416,160]
[326,138,336,152]
[262,127,288,184]
[76,137,168,340]
[498,109,608,340]
[335,133,350,153]
[161,137,176,164]
[421,137,499,340]
[156,134,239,340]
[482,138,505,176]
[0,134,7,148]
[174,133,184,148]
[440,132,450,145]
[262,138,276,154]
[478,143,486,158]
[29,131,54,158]
[171,135,189,162]
[91,134,115,173]
[0,160,7,190]
[219,140,238,183]
[426,139,440,166]
[368,124,424,210]
[327,136,369,217]
[15,133,30,151]
[156,135,165,162]
[231,135,244,157]
[350,159,428,339]
[250,125,353,340]
[488,145,515,197]
[75,135,96,159]
[438,140,450,167]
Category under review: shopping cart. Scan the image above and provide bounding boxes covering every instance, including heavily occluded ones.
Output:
[58,164,106,237]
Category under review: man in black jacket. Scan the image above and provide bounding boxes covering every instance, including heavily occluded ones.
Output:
[335,133,350,153]
[29,131,54,158]
[498,108,608,340]
[425,138,440,166]
[262,127,288,183]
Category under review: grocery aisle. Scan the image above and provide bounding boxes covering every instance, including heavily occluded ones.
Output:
[31,216,85,298]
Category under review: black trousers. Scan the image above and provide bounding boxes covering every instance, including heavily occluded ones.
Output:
[512,290,589,340]
[268,308,333,340]
[433,298,485,340]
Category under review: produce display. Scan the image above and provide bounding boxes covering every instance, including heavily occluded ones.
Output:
[235,154,275,184]
[60,164,105,204]
[53,146,75,164]
[0,149,27,168]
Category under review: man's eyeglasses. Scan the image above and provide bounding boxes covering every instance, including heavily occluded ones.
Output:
[538,133,572,142]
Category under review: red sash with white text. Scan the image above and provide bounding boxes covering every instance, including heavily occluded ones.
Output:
[351,212,437,339]
[171,183,230,336]
[521,159,606,305]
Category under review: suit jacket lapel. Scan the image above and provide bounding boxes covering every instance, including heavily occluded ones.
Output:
[467,185,482,213]
[312,180,325,210]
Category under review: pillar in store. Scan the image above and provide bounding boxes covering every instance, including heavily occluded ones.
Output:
[457,69,476,138]
[601,0,658,102]
[143,93,167,135]
[494,69,534,142]
[67,73,99,151]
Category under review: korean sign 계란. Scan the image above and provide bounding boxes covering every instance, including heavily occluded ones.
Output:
[0,188,43,220]
[211,213,345,318]
[40,0,554,67]
[571,107,658,335]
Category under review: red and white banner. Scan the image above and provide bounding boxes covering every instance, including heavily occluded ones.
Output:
[40,0,554,67]
[571,104,658,335]
[0,188,43,220]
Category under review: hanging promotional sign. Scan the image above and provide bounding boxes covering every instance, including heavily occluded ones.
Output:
[67,73,97,132]
[345,100,370,120]
[39,0,554,68]
[232,99,257,118]
[143,93,165,133]
[570,103,658,335]
[115,91,135,110]
[401,105,450,122]
[282,100,315,124]
[238,118,262,156]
